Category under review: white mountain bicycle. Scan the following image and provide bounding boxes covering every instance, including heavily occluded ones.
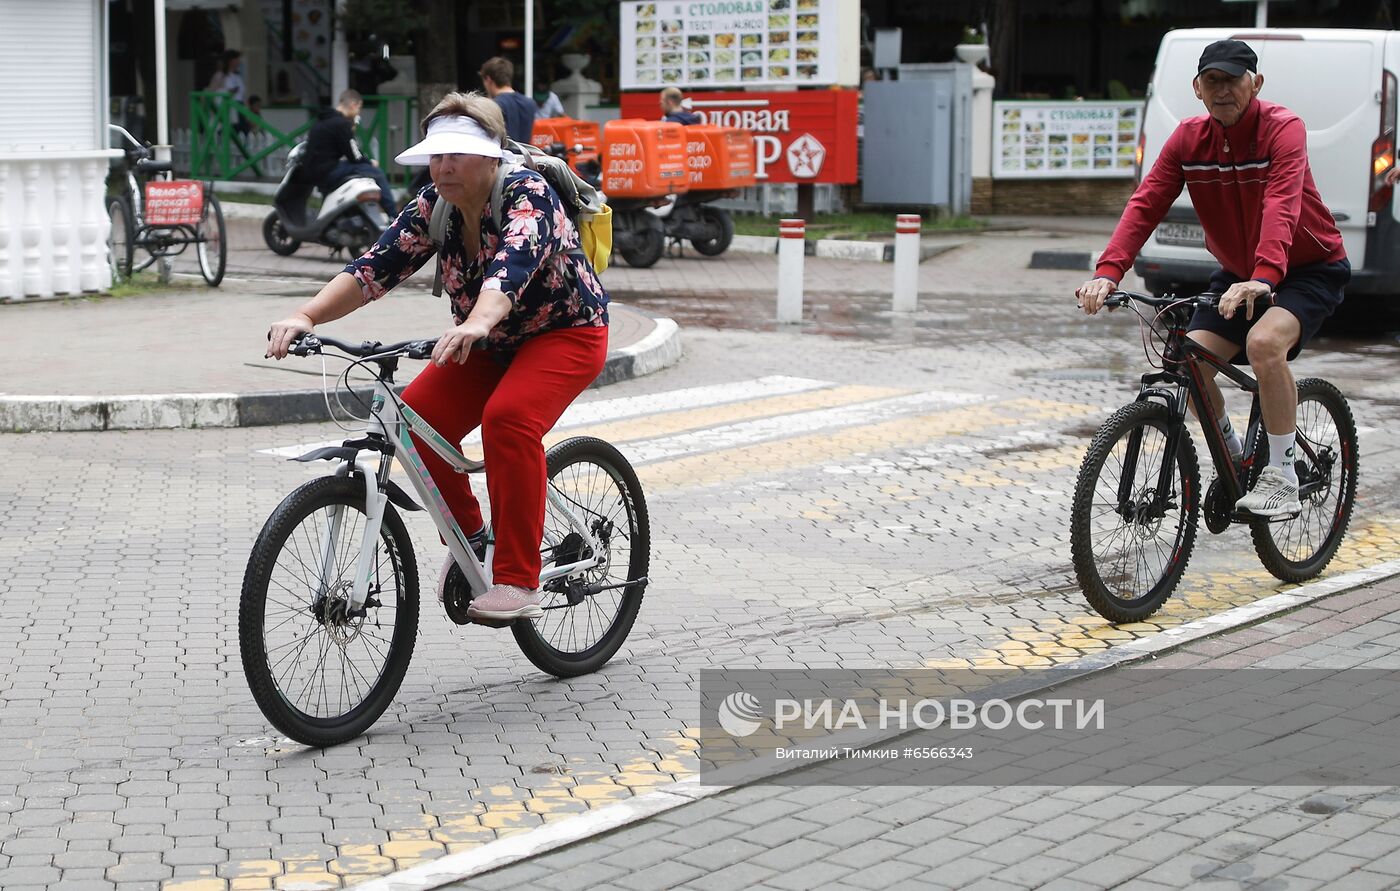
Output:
[239,333,650,747]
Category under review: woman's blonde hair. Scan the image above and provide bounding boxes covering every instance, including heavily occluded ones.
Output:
[420,91,508,147]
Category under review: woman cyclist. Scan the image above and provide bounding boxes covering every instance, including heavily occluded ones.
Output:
[266,91,609,622]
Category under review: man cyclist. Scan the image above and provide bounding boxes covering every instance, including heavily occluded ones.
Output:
[1077,39,1349,518]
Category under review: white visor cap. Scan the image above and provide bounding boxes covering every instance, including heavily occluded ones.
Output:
[395,115,504,165]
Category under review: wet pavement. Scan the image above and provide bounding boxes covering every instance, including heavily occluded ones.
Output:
[3,219,1400,890]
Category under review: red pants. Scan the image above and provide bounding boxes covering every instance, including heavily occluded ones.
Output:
[401,325,608,588]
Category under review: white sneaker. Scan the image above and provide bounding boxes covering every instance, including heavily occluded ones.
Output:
[1236,466,1301,518]
[466,584,543,621]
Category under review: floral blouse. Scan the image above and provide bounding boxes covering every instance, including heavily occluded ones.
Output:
[342,170,608,353]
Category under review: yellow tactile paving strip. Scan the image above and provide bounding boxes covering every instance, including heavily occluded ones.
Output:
[172,395,1389,889]
[636,398,1103,491]
[926,517,1400,671]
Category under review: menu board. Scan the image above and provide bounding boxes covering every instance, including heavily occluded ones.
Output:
[620,0,839,90]
[993,101,1143,179]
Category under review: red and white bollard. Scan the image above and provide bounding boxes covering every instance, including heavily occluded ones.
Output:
[777,218,806,323]
[893,213,921,312]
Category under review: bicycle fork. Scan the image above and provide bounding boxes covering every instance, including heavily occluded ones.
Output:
[312,454,392,616]
[1121,387,1192,521]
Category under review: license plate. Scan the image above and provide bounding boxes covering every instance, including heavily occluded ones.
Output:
[1155,222,1205,248]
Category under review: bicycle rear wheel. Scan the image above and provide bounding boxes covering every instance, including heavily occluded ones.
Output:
[197,192,226,286]
[240,476,418,747]
[1070,401,1201,623]
[107,196,134,282]
[513,437,650,677]
[1248,378,1358,582]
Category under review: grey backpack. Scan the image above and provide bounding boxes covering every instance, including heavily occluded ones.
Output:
[427,139,608,296]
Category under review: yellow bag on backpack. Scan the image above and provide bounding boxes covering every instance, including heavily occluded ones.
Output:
[579,204,613,274]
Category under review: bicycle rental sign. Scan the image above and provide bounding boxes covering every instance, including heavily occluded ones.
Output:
[619,90,857,183]
[144,180,205,226]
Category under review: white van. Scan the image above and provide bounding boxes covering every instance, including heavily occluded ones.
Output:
[1133,28,1396,299]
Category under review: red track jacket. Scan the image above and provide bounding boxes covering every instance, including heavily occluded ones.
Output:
[1095,99,1347,287]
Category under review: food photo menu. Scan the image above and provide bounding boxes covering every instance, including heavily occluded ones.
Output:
[620,0,836,89]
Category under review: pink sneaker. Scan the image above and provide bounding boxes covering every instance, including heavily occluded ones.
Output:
[436,553,456,604]
[466,584,543,621]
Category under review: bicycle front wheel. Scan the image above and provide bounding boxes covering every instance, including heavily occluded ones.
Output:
[1249,378,1359,582]
[107,196,134,282]
[1070,401,1201,623]
[513,437,650,677]
[240,476,419,747]
[196,192,226,286]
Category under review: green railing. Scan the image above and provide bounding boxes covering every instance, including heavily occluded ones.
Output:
[190,92,418,186]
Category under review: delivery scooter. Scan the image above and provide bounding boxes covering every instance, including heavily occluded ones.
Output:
[262,142,389,257]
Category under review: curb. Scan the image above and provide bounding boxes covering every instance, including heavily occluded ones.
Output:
[0,316,681,433]
[355,556,1400,891]
[1029,249,1094,271]
[218,202,966,265]
[728,234,964,263]
[220,200,274,222]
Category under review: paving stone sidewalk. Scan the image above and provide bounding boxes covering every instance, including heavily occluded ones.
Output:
[450,575,1400,891]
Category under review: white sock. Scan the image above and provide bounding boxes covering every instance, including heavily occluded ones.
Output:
[1267,431,1298,485]
[1217,413,1243,460]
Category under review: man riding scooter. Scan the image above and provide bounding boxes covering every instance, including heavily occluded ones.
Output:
[303,89,398,216]
[261,89,392,257]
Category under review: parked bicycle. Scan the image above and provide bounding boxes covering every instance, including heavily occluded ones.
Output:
[239,333,650,747]
[1069,290,1358,623]
[107,125,226,287]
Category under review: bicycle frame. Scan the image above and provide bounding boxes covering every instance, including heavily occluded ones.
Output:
[1124,309,1328,518]
[319,371,606,613]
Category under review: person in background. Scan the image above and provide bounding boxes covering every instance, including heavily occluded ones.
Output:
[235,94,263,136]
[534,81,565,119]
[303,89,398,216]
[207,49,246,102]
[480,56,536,143]
[659,86,701,125]
[208,49,247,134]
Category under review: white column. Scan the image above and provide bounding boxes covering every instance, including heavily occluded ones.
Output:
[0,164,10,300]
[970,67,995,180]
[80,159,106,292]
[776,218,805,323]
[51,162,73,295]
[524,0,534,102]
[154,0,170,162]
[21,162,44,298]
[892,214,920,312]
[332,0,349,101]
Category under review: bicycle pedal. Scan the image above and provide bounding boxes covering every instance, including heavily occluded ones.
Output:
[470,616,514,629]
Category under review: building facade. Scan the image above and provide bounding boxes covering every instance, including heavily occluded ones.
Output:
[0,0,119,300]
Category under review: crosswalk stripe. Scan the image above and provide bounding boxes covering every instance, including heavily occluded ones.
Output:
[536,384,907,452]
[258,375,834,458]
[619,389,989,465]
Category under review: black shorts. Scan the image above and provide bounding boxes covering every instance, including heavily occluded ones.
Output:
[1187,259,1350,363]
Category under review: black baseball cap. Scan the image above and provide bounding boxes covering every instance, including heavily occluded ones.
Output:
[1197,39,1258,77]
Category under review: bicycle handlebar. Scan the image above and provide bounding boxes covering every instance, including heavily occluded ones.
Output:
[1105,289,1273,311]
[291,333,439,361]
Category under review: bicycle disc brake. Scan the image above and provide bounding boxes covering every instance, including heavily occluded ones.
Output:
[1204,477,1232,534]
